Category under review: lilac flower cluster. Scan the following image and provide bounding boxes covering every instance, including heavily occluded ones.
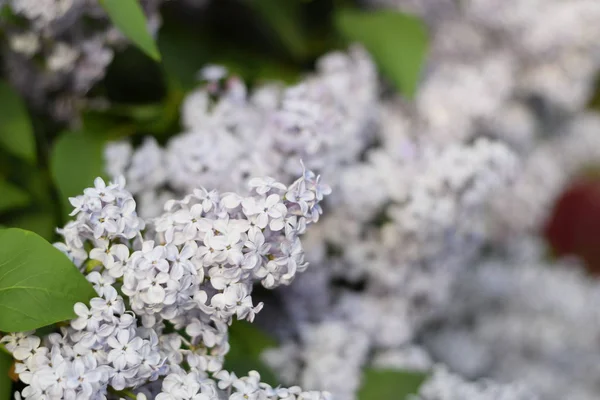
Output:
[250,0,600,396]
[1,0,163,120]
[104,46,377,218]
[1,290,164,399]
[366,0,600,148]
[411,366,539,400]
[104,45,525,400]
[422,238,600,400]
[2,169,332,400]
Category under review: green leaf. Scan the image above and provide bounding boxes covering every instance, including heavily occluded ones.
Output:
[80,111,138,140]
[335,9,428,98]
[50,131,106,218]
[224,321,278,385]
[0,351,12,399]
[250,0,308,60]
[358,369,428,400]
[0,81,36,163]
[0,228,96,332]
[99,0,161,61]
[158,23,210,91]
[0,181,30,213]
[158,15,301,94]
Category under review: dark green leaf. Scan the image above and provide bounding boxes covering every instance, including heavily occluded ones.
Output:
[104,45,167,103]
[250,0,308,60]
[80,112,138,140]
[158,15,300,92]
[0,181,29,213]
[358,369,428,400]
[335,9,428,98]
[158,22,210,91]
[99,0,161,61]
[0,228,96,332]
[0,81,36,163]
[80,112,120,137]
[0,351,11,399]
[224,321,278,385]
[50,131,106,218]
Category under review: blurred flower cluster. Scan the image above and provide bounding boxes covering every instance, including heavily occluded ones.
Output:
[105,45,378,219]
[0,0,163,120]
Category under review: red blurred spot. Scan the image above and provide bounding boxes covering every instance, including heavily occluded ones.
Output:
[544,177,600,274]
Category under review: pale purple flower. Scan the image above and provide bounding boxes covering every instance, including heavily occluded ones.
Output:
[90,286,125,318]
[71,302,102,332]
[138,271,170,304]
[107,329,144,369]
[248,176,287,195]
[84,177,116,203]
[85,271,116,297]
[242,194,287,230]
[66,359,102,398]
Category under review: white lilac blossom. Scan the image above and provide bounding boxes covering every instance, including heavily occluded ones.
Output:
[365,0,600,149]
[2,170,331,400]
[260,136,518,400]
[263,321,370,400]
[371,346,433,371]
[287,136,518,327]
[104,45,378,218]
[0,0,164,120]
[410,366,539,400]
[104,44,524,400]
[421,238,600,400]
[253,2,600,394]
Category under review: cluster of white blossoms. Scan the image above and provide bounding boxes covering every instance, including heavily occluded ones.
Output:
[0,0,163,119]
[256,1,600,398]
[2,170,332,400]
[261,129,519,399]
[365,0,600,149]
[410,366,539,400]
[422,238,600,400]
[104,45,378,218]
[105,44,526,399]
[367,0,600,248]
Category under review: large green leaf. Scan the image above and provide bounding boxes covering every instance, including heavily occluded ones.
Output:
[0,351,11,400]
[358,369,428,400]
[224,321,278,385]
[0,181,29,213]
[50,131,106,218]
[0,81,36,163]
[0,228,96,332]
[335,9,428,98]
[100,0,161,61]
